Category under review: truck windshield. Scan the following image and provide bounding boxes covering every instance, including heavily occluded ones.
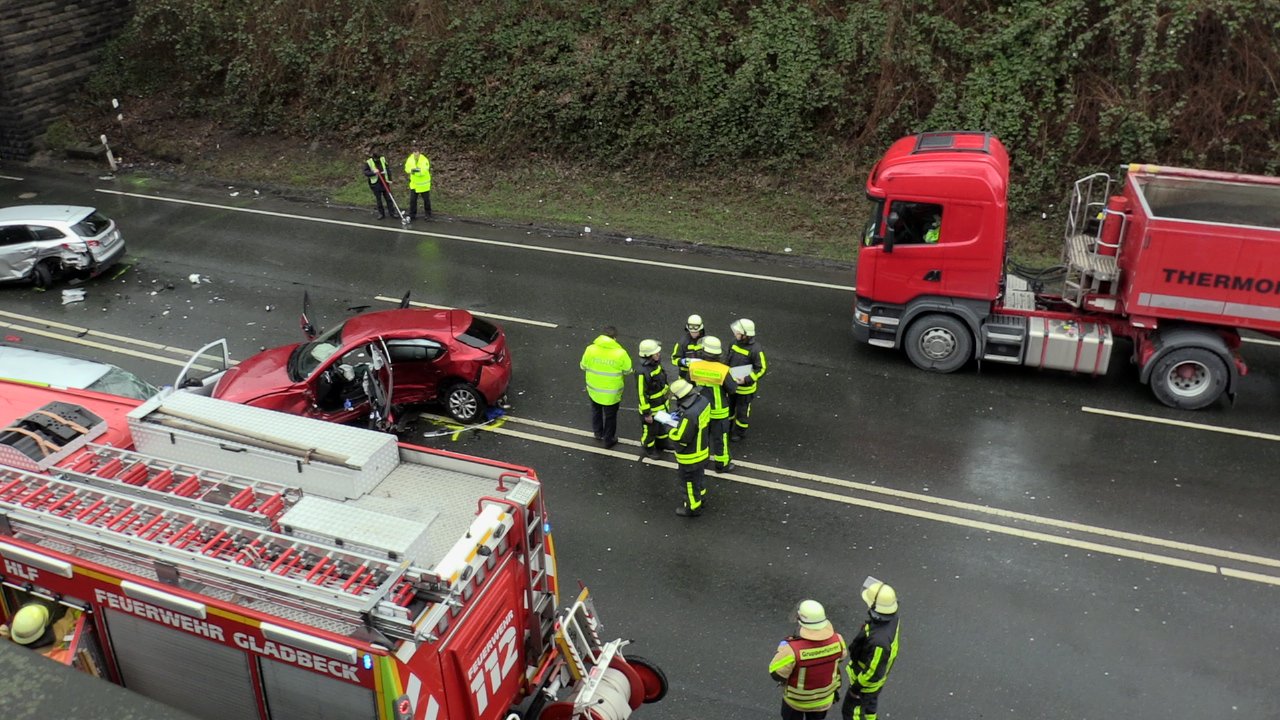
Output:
[863,199,885,246]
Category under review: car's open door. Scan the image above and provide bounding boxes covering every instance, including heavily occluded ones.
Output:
[172,339,232,395]
[361,339,395,430]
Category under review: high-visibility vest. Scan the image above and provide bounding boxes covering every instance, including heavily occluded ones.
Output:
[366,157,388,186]
[925,227,939,243]
[781,634,846,711]
[580,336,631,405]
[696,374,734,420]
[404,153,432,192]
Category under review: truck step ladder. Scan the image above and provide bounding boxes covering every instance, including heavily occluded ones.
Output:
[0,465,422,626]
[1062,172,1124,308]
[56,444,301,528]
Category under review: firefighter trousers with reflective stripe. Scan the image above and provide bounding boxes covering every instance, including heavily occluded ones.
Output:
[640,413,669,448]
[677,460,706,510]
[841,687,881,720]
[709,416,731,465]
[730,392,754,432]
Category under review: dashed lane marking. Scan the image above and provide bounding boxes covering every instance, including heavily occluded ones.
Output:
[95,189,854,292]
[1082,406,1280,443]
[478,420,1275,585]
[1242,336,1280,347]
[0,175,23,181]
[372,296,558,328]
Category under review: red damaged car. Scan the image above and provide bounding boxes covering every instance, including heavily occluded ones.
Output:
[183,301,511,425]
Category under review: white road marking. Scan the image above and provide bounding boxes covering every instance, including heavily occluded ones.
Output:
[498,414,1280,569]
[1242,336,1280,347]
[372,296,558,328]
[0,175,24,181]
[95,189,854,292]
[0,319,214,371]
[480,422,1273,584]
[1082,406,1280,442]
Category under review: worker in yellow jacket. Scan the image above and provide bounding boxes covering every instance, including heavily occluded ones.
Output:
[404,147,432,222]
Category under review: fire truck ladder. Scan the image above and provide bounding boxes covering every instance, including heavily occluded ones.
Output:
[490,475,558,659]
[1062,171,1124,308]
[56,444,300,529]
[0,466,419,627]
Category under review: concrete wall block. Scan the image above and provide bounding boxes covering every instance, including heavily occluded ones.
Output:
[0,0,133,160]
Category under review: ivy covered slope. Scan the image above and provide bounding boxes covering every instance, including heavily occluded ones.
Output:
[95,0,1279,212]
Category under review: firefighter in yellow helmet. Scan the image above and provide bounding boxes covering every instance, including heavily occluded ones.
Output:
[635,338,670,459]
[843,579,900,720]
[671,314,705,382]
[666,378,710,516]
[769,599,847,719]
[694,335,737,473]
[728,318,766,440]
[8,602,55,649]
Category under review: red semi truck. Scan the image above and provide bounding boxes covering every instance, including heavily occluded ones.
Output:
[0,382,666,720]
[852,131,1280,409]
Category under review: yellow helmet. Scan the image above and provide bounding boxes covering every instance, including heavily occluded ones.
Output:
[686,314,704,332]
[701,336,722,355]
[861,582,898,615]
[638,339,661,357]
[670,378,695,399]
[796,599,829,628]
[730,318,756,338]
[10,603,51,646]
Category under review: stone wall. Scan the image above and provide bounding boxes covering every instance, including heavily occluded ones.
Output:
[0,0,133,160]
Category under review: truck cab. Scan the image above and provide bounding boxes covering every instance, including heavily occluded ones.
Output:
[855,132,1009,357]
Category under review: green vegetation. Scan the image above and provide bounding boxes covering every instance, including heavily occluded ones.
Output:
[88,0,1280,266]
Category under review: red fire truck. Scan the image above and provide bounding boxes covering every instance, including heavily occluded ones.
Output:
[0,381,666,719]
[852,131,1280,409]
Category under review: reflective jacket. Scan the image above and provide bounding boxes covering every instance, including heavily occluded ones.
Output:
[770,629,847,712]
[670,330,703,375]
[580,335,632,405]
[636,358,669,415]
[846,613,900,693]
[364,156,389,186]
[404,153,432,192]
[668,393,710,464]
[728,339,766,395]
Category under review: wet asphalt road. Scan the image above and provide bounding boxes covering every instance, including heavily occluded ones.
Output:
[1,165,1278,720]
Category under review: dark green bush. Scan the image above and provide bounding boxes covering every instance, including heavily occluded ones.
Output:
[91,0,1280,208]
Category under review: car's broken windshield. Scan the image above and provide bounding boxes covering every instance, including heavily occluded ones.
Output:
[291,323,344,379]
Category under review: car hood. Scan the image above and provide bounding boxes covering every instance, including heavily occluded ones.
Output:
[213,344,300,401]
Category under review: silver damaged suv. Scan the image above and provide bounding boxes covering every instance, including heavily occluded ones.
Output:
[0,205,128,288]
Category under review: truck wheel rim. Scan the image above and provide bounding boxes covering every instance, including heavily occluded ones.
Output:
[449,389,477,419]
[1166,361,1209,397]
[919,328,956,360]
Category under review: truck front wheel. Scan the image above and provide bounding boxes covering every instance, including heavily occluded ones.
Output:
[1149,348,1228,410]
[904,314,972,373]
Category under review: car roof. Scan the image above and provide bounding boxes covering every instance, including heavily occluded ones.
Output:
[0,205,95,224]
[0,345,113,388]
[337,307,473,342]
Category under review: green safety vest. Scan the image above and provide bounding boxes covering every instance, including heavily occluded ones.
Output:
[405,153,432,192]
[580,335,631,405]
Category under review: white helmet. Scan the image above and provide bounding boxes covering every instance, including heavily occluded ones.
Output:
[638,339,661,357]
[730,318,756,338]
[701,336,722,355]
[796,599,829,628]
[862,582,898,615]
[686,314,704,332]
[670,378,695,399]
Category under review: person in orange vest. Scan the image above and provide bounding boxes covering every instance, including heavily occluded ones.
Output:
[769,599,847,719]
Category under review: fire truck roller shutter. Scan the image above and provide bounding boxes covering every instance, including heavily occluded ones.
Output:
[259,655,376,720]
[105,609,259,720]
